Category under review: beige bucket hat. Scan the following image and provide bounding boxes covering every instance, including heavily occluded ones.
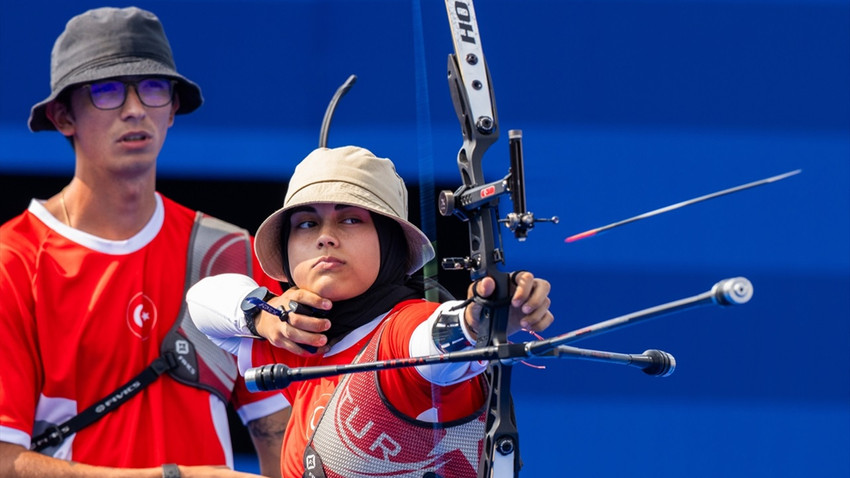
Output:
[255,146,435,281]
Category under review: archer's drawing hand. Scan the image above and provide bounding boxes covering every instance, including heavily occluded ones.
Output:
[465,271,554,339]
[255,287,332,355]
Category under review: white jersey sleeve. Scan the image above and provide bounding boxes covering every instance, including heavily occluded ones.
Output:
[409,300,487,386]
[186,273,259,354]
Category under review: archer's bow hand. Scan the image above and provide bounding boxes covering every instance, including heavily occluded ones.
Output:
[464,272,554,339]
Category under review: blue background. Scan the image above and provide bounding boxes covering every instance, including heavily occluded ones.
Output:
[1,0,848,476]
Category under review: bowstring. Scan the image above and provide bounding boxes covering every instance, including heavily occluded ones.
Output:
[411,0,440,303]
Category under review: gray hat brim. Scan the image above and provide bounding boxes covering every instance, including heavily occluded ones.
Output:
[28,57,202,132]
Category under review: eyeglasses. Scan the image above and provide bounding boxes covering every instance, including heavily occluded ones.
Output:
[83,78,175,110]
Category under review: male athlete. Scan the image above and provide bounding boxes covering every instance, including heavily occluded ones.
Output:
[0,7,289,478]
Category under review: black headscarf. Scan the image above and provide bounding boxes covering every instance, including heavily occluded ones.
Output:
[280,211,423,343]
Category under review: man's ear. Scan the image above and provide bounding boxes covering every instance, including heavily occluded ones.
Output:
[46,100,75,135]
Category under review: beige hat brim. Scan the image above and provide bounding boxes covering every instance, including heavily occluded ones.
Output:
[254,182,435,282]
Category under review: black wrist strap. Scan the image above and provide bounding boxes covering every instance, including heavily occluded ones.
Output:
[30,353,178,452]
[242,286,276,338]
[244,306,263,337]
[162,463,181,478]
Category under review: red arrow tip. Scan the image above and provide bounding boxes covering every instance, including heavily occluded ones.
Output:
[565,229,598,243]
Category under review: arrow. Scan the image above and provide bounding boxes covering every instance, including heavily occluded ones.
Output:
[566,169,801,243]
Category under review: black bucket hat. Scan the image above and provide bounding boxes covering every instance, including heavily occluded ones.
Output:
[28,6,203,132]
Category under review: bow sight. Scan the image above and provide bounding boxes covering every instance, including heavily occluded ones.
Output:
[438,128,560,272]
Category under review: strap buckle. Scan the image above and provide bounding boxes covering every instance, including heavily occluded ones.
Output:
[152,352,179,375]
[31,424,65,451]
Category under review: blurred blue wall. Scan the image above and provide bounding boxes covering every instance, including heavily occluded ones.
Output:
[2,1,848,476]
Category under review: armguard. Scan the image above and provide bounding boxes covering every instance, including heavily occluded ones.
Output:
[432,307,477,353]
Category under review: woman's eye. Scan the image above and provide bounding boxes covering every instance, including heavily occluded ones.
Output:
[341,217,362,225]
[294,220,316,229]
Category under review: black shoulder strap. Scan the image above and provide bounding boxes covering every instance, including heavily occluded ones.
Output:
[31,353,178,452]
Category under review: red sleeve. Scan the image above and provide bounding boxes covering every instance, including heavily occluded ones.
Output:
[0,216,43,442]
[378,301,486,422]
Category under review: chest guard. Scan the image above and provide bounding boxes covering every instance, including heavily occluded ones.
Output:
[303,318,487,478]
[163,212,252,403]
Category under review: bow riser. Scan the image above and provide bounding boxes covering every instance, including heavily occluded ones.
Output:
[444,1,521,476]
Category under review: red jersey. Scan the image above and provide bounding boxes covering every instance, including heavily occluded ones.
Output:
[246,300,486,477]
[0,194,286,468]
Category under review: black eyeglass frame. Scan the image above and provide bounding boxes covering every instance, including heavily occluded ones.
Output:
[81,77,177,111]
